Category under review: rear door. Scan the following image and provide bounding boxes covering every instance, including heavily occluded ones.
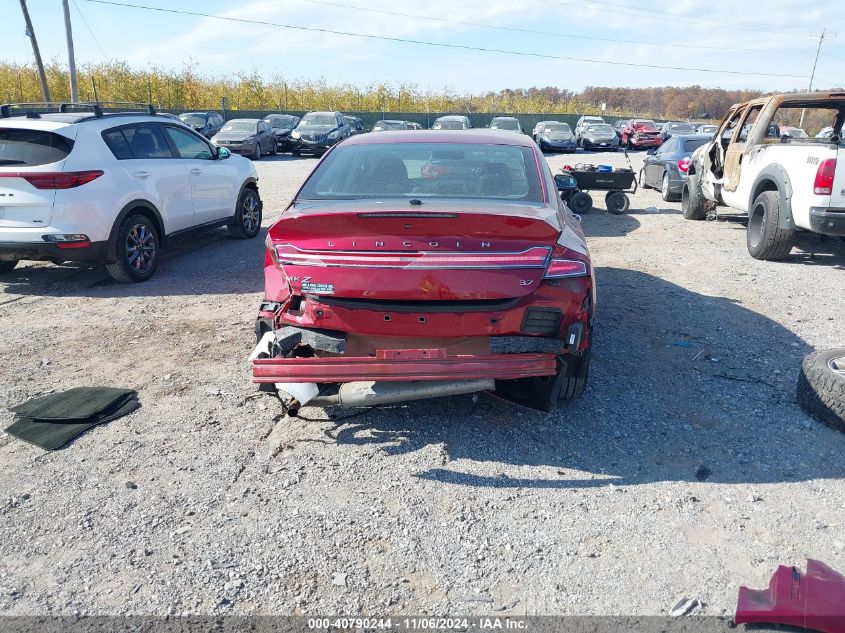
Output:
[0,126,75,228]
[102,123,195,232]
[162,124,237,224]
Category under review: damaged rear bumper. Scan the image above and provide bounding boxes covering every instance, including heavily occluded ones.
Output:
[250,324,563,384]
[253,351,557,383]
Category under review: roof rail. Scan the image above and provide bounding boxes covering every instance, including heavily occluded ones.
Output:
[0,101,156,119]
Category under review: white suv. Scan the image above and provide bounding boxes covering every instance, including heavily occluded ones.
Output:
[0,104,262,282]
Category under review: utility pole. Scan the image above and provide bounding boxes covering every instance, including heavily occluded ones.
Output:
[19,0,50,101]
[61,0,78,102]
[800,28,825,127]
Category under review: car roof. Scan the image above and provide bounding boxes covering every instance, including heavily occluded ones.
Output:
[341,129,536,147]
[492,116,518,120]
[227,118,259,122]
[435,115,468,120]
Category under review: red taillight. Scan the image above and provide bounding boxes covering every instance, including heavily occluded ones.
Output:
[543,244,589,279]
[677,158,691,173]
[0,170,103,189]
[813,159,836,195]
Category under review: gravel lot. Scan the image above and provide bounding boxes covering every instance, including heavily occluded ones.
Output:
[1,146,844,618]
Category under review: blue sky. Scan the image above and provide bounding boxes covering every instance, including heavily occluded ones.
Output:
[4,0,845,93]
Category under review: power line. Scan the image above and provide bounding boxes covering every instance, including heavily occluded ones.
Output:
[72,0,110,62]
[299,0,812,54]
[542,0,821,36]
[83,0,810,79]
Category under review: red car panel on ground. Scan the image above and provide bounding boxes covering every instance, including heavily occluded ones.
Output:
[735,559,845,633]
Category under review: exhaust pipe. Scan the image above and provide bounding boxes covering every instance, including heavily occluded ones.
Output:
[311,379,494,409]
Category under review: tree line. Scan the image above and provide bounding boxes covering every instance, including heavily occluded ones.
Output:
[0,60,837,122]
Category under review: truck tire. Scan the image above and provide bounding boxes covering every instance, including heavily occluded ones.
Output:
[682,176,706,220]
[797,348,845,432]
[747,190,795,260]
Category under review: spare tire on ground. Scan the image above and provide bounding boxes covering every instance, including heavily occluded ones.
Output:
[796,348,845,432]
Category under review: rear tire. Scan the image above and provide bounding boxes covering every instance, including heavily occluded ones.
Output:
[639,168,650,189]
[746,190,795,260]
[0,260,19,274]
[559,348,591,401]
[253,145,261,160]
[661,172,678,201]
[570,191,593,214]
[105,214,160,283]
[797,349,845,432]
[228,187,262,239]
[681,176,707,220]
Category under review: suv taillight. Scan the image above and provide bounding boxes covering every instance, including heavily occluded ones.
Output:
[0,170,104,190]
[813,159,836,195]
[543,244,589,279]
[677,158,691,173]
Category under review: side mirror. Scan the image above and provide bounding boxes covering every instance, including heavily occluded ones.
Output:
[217,147,231,159]
[554,173,577,191]
[646,148,656,155]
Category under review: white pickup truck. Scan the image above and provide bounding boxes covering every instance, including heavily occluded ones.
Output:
[682,92,845,260]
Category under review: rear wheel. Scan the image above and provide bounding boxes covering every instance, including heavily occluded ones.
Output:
[570,191,593,214]
[661,172,678,201]
[229,187,262,239]
[105,214,160,283]
[268,140,277,156]
[746,190,795,260]
[559,348,591,401]
[606,191,630,214]
[0,260,19,274]
[639,168,650,189]
[681,176,707,220]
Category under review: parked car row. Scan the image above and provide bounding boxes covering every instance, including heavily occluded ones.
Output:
[152,110,726,160]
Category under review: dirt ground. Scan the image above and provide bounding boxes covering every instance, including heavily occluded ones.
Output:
[0,147,844,617]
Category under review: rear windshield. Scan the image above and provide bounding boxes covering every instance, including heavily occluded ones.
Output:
[433,120,466,130]
[179,114,206,127]
[264,115,297,128]
[373,121,405,131]
[491,119,520,130]
[300,114,337,126]
[587,124,614,133]
[683,138,709,153]
[0,128,73,167]
[221,121,257,133]
[298,142,542,202]
[543,123,571,133]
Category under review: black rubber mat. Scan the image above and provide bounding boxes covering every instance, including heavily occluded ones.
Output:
[6,388,140,451]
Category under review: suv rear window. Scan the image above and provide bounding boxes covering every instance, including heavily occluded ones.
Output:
[0,128,73,166]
